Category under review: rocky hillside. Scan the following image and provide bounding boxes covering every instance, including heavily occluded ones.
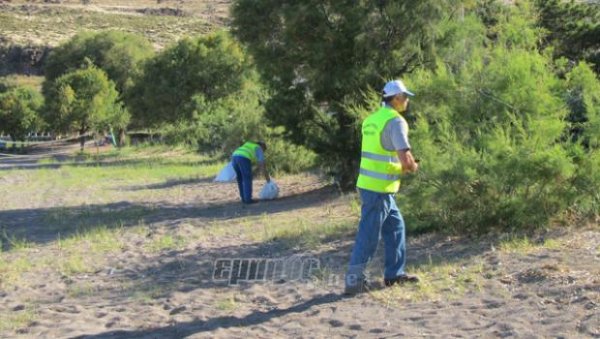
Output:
[0,0,231,76]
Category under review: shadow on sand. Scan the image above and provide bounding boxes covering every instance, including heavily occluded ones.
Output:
[67,223,500,338]
[73,292,345,339]
[0,185,341,250]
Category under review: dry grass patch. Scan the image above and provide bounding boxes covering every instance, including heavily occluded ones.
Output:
[0,1,228,47]
[0,305,39,334]
[130,284,168,304]
[498,235,563,253]
[1,229,34,252]
[144,233,187,253]
[0,256,35,288]
[372,258,487,304]
[215,293,239,312]
[67,281,99,298]
[53,226,128,276]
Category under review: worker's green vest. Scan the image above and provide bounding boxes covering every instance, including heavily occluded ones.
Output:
[233,141,260,163]
[356,107,404,193]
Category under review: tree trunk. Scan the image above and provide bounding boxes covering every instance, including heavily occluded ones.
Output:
[338,159,359,192]
[118,128,126,148]
[79,126,87,151]
[10,135,17,152]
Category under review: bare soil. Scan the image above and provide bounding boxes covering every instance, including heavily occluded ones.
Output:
[0,145,598,338]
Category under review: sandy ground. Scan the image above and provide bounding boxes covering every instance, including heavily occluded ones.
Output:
[0,146,599,338]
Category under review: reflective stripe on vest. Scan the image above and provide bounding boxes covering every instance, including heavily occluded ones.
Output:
[359,168,401,181]
[361,151,400,163]
[356,106,404,193]
[233,142,259,163]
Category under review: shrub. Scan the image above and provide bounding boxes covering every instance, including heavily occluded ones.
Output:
[259,134,317,176]
[394,9,589,233]
[0,85,43,142]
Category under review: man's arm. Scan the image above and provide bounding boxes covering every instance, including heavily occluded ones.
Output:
[385,117,418,174]
[255,147,270,182]
[259,162,271,182]
[397,149,418,173]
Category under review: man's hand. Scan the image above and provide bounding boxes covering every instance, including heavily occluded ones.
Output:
[409,162,419,173]
[397,149,419,173]
[260,162,271,182]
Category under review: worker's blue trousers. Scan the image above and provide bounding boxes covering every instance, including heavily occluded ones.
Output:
[345,188,407,287]
[232,155,253,203]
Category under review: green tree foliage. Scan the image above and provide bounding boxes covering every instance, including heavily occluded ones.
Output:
[43,30,154,96]
[396,5,600,232]
[127,31,248,127]
[159,75,264,148]
[563,62,600,148]
[0,86,43,141]
[535,0,600,74]
[563,62,600,217]
[401,52,575,232]
[43,66,126,150]
[159,72,317,174]
[232,0,600,231]
[127,31,316,173]
[42,31,154,146]
[0,80,9,93]
[232,0,471,188]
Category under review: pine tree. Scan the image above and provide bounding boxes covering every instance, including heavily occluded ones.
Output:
[232,0,470,188]
[536,0,600,74]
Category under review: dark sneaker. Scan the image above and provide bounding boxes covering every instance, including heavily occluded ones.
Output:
[384,274,419,287]
[242,199,258,205]
[344,279,372,295]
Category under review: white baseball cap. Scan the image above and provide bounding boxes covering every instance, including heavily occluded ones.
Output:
[382,79,414,98]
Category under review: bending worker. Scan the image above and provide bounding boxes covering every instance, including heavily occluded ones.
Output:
[231,141,271,204]
[345,79,420,295]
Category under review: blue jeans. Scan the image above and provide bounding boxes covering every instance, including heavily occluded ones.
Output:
[232,155,253,203]
[345,188,407,287]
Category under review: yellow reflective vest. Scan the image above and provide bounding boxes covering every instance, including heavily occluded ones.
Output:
[356,106,404,193]
[233,141,260,163]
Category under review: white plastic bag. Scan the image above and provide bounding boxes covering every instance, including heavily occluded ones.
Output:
[259,180,280,200]
[214,162,236,182]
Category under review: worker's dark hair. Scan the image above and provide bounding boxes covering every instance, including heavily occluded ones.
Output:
[382,94,395,104]
[257,141,267,151]
[382,92,407,104]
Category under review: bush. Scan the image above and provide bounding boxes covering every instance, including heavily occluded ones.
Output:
[158,74,317,175]
[393,9,593,233]
[43,30,154,96]
[563,62,600,148]
[0,85,43,142]
[259,135,317,176]
[571,149,600,219]
[400,131,578,233]
[161,124,317,175]
[232,0,470,190]
[127,31,248,128]
[43,66,126,150]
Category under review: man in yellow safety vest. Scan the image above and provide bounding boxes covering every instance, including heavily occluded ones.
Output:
[231,141,271,204]
[345,79,420,295]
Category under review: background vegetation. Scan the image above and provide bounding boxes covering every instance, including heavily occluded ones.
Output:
[231,0,600,232]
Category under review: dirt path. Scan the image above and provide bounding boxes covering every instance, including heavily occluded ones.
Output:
[0,146,598,338]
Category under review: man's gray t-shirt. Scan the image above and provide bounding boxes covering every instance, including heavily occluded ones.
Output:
[381,116,410,152]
